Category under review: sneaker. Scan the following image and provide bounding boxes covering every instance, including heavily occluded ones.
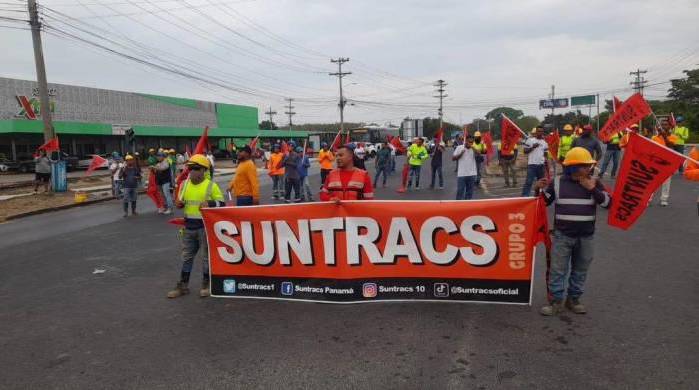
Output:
[284,199,291,203]
[540,301,564,316]
[272,195,278,200]
[167,282,189,299]
[438,186,444,190]
[565,297,587,314]
[157,208,164,214]
[163,209,173,215]
[660,201,668,207]
[199,282,210,298]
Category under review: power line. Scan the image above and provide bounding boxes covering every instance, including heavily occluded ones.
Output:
[264,106,277,129]
[433,79,447,128]
[284,97,296,129]
[330,57,351,133]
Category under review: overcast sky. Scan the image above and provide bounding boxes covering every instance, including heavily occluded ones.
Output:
[2,0,698,126]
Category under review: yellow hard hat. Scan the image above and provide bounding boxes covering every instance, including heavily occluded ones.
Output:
[474,131,482,137]
[125,155,134,160]
[148,148,156,153]
[186,153,210,169]
[168,149,176,154]
[563,147,596,166]
[563,124,574,131]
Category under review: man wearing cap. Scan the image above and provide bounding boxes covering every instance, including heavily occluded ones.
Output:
[318,142,335,187]
[429,140,445,190]
[168,154,225,299]
[406,137,429,190]
[535,147,612,316]
[282,146,302,203]
[119,155,141,217]
[154,151,173,214]
[472,131,487,187]
[521,126,549,196]
[497,137,518,188]
[558,124,576,164]
[571,125,602,161]
[652,120,680,207]
[268,144,285,200]
[227,145,259,206]
[672,115,690,173]
[147,148,158,167]
[598,130,623,180]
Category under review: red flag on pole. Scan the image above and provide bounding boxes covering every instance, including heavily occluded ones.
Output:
[85,154,107,176]
[345,131,351,145]
[330,128,343,151]
[434,127,444,145]
[482,131,495,163]
[608,132,686,230]
[280,141,289,155]
[390,136,406,154]
[612,96,623,112]
[37,137,60,154]
[249,136,259,154]
[599,93,651,142]
[175,127,209,199]
[500,114,524,155]
[668,112,677,129]
[545,130,560,162]
[193,126,209,155]
[147,173,165,209]
[463,124,469,140]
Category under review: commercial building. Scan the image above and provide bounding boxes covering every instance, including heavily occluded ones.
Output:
[0,77,308,160]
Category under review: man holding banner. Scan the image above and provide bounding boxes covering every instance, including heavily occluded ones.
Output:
[535,147,612,316]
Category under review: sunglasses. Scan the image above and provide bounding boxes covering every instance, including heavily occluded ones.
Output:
[189,165,205,171]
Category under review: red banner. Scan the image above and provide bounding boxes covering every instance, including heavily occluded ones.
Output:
[330,129,343,151]
[599,93,651,142]
[500,115,523,155]
[482,131,495,163]
[608,133,685,229]
[613,96,623,112]
[202,199,543,304]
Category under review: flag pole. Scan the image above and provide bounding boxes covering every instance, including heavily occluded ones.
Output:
[624,129,699,165]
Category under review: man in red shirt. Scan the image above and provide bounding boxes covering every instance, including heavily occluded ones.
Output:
[320,145,374,202]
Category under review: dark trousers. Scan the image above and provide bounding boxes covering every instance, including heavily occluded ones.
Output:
[374,165,390,187]
[599,149,620,177]
[236,196,253,206]
[456,175,476,200]
[320,169,332,188]
[408,165,422,188]
[430,164,443,188]
[521,164,546,196]
[285,178,301,201]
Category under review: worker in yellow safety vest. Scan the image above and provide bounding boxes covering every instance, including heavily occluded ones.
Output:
[558,124,576,164]
[167,154,225,299]
[472,131,487,186]
[598,131,623,179]
[672,115,690,173]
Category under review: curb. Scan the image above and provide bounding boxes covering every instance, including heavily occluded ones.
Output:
[2,195,117,222]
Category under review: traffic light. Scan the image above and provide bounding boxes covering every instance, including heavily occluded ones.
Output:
[125,128,135,144]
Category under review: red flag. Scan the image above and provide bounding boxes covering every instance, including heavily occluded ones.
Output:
[668,112,677,129]
[463,124,469,140]
[345,131,351,145]
[545,130,560,162]
[37,137,60,154]
[608,132,685,229]
[434,127,444,145]
[249,136,259,154]
[330,128,343,151]
[193,126,209,155]
[535,193,551,251]
[147,173,165,209]
[599,93,651,143]
[390,136,406,154]
[482,131,495,163]
[85,154,107,176]
[613,96,623,112]
[500,114,523,155]
[281,141,289,155]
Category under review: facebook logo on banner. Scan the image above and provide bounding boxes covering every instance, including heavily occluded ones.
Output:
[281,282,294,296]
[223,279,236,294]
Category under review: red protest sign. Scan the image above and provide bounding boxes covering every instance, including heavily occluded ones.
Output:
[608,133,685,229]
[599,93,651,142]
[500,115,523,155]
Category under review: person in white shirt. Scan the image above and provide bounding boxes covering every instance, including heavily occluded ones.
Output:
[206,151,216,177]
[354,143,367,170]
[109,156,125,199]
[452,135,478,200]
[521,126,549,196]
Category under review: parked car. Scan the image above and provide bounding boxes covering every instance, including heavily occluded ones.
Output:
[13,152,79,173]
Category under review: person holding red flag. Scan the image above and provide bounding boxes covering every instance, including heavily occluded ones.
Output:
[652,119,680,207]
[33,149,52,193]
[320,145,374,202]
[318,142,335,187]
[535,147,612,316]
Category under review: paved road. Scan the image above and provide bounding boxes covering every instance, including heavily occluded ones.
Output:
[1,155,697,389]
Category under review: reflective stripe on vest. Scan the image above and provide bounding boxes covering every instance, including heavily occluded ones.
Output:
[326,168,366,200]
[555,214,596,221]
[554,176,597,221]
[181,179,215,219]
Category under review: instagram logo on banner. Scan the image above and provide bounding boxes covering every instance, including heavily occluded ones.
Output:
[362,283,378,298]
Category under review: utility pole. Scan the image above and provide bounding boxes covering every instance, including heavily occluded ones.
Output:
[284,97,296,131]
[28,0,54,142]
[265,106,277,130]
[630,69,648,129]
[433,80,447,129]
[330,57,351,133]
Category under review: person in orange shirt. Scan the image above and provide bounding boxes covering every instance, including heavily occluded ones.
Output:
[619,124,640,149]
[228,145,259,206]
[652,120,680,207]
[317,142,335,188]
[267,144,285,200]
[320,145,374,202]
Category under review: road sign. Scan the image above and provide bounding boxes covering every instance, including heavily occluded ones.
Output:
[571,95,596,106]
[539,98,569,109]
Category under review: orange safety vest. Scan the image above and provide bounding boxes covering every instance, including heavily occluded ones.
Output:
[318,149,335,170]
[685,147,699,181]
[267,152,285,176]
[651,134,679,147]
[322,168,372,200]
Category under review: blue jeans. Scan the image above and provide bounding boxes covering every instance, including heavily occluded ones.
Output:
[122,187,137,213]
[548,230,594,302]
[180,228,209,283]
[521,164,545,196]
[272,175,284,198]
[374,165,390,187]
[113,179,123,199]
[236,196,253,206]
[160,182,173,209]
[475,160,483,185]
[301,176,314,201]
[408,165,422,188]
[430,165,443,188]
[390,156,396,174]
[456,175,476,200]
[599,149,620,177]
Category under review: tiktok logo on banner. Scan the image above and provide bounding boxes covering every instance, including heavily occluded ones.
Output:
[281,282,294,296]
[434,283,449,298]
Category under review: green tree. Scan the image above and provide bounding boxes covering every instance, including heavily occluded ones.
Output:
[485,107,524,121]
[259,120,278,130]
[668,69,699,104]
